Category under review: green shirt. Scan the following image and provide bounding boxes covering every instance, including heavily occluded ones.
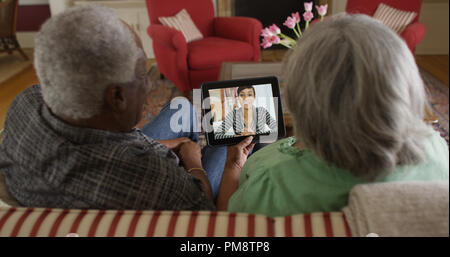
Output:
[228,127,449,217]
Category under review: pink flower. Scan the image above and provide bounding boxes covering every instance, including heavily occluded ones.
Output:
[304,2,313,12]
[261,27,273,37]
[261,36,273,49]
[283,16,297,29]
[316,4,328,17]
[269,24,281,35]
[270,35,281,44]
[303,11,314,22]
[292,12,300,23]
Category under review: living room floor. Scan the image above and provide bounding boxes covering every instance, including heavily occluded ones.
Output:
[0,49,448,130]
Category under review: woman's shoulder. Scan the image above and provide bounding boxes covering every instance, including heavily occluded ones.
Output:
[382,126,449,181]
[255,106,269,114]
[422,126,448,173]
[250,137,296,158]
[243,137,361,181]
[420,126,449,169]
[242,137,311,177]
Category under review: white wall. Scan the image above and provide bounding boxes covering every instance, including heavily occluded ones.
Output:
[18,0,219,48]
[329,0,449,55]
[16,1,49,48]
[415,2,449,54]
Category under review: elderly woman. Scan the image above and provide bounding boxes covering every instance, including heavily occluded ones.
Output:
[0,6,253,210]
[217,14,449,216]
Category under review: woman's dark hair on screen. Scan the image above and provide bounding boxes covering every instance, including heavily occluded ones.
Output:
[237,86,256,97]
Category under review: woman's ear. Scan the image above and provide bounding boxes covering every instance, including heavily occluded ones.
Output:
[104,84,128,112]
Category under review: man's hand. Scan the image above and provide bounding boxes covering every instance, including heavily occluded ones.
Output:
[176,140,213,201]
[177,140,203,170]
[156,137,191,151]
[225,136,255,171]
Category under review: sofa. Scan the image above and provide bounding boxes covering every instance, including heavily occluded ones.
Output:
[0,206,350,237]
[0,124,350,237]
[0,171,350,237]
[2,173,448,237]
[1,130,448,237]
[0,170,350,237]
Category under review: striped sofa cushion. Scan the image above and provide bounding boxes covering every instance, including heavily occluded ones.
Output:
[0,207,351,237]
[373,3,417,34]
[159,9,203,43]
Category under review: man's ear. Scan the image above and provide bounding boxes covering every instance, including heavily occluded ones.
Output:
[104,84,128,112]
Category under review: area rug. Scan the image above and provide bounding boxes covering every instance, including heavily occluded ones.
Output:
[421,67,449,145]
[0,49,33,85]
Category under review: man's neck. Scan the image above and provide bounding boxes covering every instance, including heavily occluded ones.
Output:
[55,110,130,133]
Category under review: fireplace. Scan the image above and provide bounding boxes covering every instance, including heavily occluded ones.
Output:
[218,0,320,48]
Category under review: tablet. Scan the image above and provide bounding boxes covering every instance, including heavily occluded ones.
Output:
[201,76,286,146]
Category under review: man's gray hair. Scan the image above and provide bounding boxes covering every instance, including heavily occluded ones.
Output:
[35,5,143,120]
[283,14,430,180]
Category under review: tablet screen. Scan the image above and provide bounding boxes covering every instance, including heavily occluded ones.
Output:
[201,76,285,146]
[209,83,277,139]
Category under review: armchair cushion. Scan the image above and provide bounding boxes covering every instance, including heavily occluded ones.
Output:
[373,3,418,34]
[159,9,203,43]
[187,37,253,70]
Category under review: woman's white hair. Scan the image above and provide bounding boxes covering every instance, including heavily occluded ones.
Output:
[34,5,143,120]
[283,14,431,180]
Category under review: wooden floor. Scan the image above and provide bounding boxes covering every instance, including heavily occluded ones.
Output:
[0,50,448,130]
[415,55,449,86]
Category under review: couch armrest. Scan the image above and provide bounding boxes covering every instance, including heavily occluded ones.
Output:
[147,24,189,91]
[147,24,187,52]
[213,17,263,60]
[400,22,426,53]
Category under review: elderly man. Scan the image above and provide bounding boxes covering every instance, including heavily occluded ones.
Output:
[0,6,253,210]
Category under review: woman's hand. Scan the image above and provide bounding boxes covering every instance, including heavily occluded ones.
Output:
[225,136,255,173]
[216,136,255,210]
[239,130,256,137]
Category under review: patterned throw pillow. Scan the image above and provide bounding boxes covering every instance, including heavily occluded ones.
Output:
[158,9,203,43]
[373,3,418,34]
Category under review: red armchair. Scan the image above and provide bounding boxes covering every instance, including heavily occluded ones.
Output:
[346,0,426,54]
[146,0,262,92]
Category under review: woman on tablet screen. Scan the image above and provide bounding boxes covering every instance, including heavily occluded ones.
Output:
[215,86,277,139]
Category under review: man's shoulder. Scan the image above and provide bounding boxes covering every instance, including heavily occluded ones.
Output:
[8,84,42,114]
[3,84,43,134]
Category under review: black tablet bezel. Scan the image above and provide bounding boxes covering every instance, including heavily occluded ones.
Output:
[201,76,286,146]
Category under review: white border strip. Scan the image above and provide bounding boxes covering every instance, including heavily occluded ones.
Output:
[19,0,49,5]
